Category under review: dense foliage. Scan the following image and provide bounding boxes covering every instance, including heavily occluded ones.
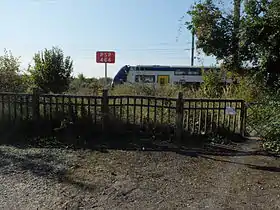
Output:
[68,73,112,95]
[0,49,26,92]
[28,47,73,93]
[187,0,280,86]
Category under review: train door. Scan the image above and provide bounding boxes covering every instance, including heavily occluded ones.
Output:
[157,75,170,85]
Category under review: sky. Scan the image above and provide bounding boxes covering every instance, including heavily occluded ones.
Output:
[0,0,217,78]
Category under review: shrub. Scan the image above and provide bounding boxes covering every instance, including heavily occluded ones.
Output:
[251,93,280,154]
[201,68,224,98]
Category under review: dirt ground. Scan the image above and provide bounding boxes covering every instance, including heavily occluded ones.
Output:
[0,139,279,210]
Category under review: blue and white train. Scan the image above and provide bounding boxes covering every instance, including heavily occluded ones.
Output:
[112,65,225,86]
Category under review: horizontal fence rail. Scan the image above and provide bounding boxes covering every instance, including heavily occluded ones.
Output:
[0,89,246,140]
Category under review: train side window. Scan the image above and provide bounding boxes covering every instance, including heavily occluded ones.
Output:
[188,68,201,75]
[135,75,155,83]
[174,69,187,75]
[174,68,201,75]
[130,67,135,71]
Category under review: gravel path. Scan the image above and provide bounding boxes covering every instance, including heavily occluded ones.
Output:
[0,140,279,209]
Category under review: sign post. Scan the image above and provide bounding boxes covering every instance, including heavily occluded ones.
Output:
[105,62,108,88]
[96,51,116,89]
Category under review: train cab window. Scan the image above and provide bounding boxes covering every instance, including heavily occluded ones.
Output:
[159,78,165,85]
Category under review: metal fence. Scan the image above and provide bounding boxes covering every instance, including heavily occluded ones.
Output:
[0,89,246,139]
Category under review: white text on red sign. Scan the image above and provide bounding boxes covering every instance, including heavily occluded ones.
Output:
[96,51,115,63]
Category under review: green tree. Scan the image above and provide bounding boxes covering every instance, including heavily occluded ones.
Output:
[186,0,234,63]
[0,49,24,92]
[187,0,280,87]
[240,0,280,86]
[186,0,244,72]
[29,46,73,93]
[77,73,86,83]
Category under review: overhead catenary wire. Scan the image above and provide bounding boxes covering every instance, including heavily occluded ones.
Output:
[77,41,193,52]
[74,41,207,63]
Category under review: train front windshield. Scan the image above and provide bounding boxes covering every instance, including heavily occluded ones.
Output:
[112,65,129,86]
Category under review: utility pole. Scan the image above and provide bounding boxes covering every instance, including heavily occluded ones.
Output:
[191,30,195,66]
[233,0,241,71]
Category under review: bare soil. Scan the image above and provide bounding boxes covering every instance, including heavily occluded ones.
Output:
[0,139,279,210]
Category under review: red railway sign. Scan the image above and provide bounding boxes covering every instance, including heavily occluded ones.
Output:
[96,51,115,63]
[96,51,116,89]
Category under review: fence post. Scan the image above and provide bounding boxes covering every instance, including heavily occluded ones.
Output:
[240,100,246,137]
[32,88,40,120]
[176,92,184,142]
[102,89,109,132]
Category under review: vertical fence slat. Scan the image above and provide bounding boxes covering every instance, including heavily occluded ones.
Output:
[32,89,40,120]
[14,95,17,120]
[161,99,164,124]
[62,95,65,115]
[233,102,237,133]
[81,97,85,117]
[94,98,97,123]
[102,89,109,131]
[87,97,90,118]
[140,98,143,125]
[223,100,227,127]
[112,98,115,118]
[210,101,214,133]
[67,96,72,121]
[147,98,150,122]
[154,99,157,123]
[228,101,232,131]
[20,95,23,120]
[192,102,196,133]
[205,101,209,133]
[42,96,45,118]
[126,96,129,124]
[25,95,29,120]
[217,100,221,129]
[176,92,184,142]
[49,96,52,120]
[133,98,136,124]
[240,100,245,136]
[120,98,123,121]
[8,95,11,121]
[168,100,171,124]
[55,97,59,114]
[74,97,78,117]
[198,100,202,134]
[187,101,190,132]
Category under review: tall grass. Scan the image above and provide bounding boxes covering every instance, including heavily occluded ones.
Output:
[107,70,279,153]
